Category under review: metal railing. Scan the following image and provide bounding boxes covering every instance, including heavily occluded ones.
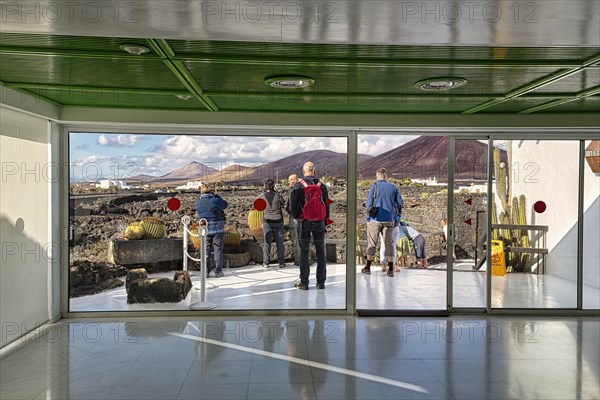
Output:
[182,216,216,310]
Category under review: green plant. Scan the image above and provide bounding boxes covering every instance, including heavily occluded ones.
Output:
[140,217,167,239]
[492,143,531,272]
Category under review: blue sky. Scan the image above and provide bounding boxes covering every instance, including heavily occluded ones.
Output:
[69,133,418,181]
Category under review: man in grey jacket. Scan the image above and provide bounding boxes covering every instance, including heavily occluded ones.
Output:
[258,178,286,268]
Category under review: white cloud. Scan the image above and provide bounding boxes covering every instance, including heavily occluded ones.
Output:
[74,134,419,179]
[97,134,143,147]
[357,135,417,156]
[151,136,348,165]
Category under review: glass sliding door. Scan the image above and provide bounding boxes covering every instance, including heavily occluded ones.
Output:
[583,140,600,309]
[450,138,489,309]
[356,133,449,312]
[68,131,348,312]
[490,139,579,309]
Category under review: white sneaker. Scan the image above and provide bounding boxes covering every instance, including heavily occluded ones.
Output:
[262,263,269,268]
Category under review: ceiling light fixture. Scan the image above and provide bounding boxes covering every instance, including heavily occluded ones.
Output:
[415,77,467,91]
[176,94,192,100]
[119,44,149,56]
[264,76,315,89]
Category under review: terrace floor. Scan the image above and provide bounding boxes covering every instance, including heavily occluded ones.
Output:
[69,262,600,312]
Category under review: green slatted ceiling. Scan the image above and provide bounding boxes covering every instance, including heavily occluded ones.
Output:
[531,68,600,93]
[0,33,155,55]
[1,32,599,114]
[540,97,600,113]
[185,62,561,95]
[0,54,185,90]
[168,40,600,61]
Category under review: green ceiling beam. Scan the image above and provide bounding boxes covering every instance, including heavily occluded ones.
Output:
[178,54,587,69]
[0,46,161,60]
[463,53,600,114]
[147,39,219,112]
[519,85,600,114]
[204,91,581,100]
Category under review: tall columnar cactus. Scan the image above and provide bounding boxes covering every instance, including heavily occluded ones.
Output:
[140,217,167,239]
[491,198,499,240]
[494,146,511,217]
[517,194,530,271]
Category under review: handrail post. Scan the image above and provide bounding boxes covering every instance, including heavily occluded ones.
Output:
[181,216,190,272]
[190,218,217,310]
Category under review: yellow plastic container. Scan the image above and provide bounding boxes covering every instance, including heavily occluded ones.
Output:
[491,240,507,276]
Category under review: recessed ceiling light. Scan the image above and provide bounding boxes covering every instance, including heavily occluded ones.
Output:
[264,76,315,89]
[415,77,467,91]
[119,44,149,56]
[176,94,192,100]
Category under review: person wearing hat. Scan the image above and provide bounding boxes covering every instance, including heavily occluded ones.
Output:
[195,182,228,277]
[257,178,286,268]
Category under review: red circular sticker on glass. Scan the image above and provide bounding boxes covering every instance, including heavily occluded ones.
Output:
[167,198,181,211]
[253,198,267,211]
[533,200,546,213]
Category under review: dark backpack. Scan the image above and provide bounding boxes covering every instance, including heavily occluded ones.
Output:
[299,179,327,221]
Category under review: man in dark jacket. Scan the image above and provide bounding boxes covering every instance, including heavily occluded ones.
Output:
[289,162,330,290]
[257,178,286,268]
[195,182,228,278]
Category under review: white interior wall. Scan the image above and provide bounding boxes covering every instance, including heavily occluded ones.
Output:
[511,140,599,287]
[0,106,53,348]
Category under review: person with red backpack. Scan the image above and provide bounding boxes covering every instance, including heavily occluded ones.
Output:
[289,161,330,290]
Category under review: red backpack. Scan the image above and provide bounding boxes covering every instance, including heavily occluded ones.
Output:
[299,179,327,221]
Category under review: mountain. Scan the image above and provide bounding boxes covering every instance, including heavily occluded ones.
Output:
[154,161,217,181]
[202,164,256,183]
[359,136,497,180]
[129,174,157,182]
[236,150,372,184]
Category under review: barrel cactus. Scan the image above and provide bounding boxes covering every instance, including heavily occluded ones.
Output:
[140,217,167,239]
[224,225,241,247]
[189,221,201,250]
[123,222,145,240]
[248,209,263,238]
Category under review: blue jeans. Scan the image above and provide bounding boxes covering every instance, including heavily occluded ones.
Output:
[206,233,224,272]
[263,220,285,265]
[299,220,326,285]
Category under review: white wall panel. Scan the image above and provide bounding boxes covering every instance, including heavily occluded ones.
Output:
[0,106,51,348]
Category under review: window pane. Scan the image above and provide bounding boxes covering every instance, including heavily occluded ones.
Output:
[491,140,578,308]
[68,132,347,311]
[583,140,600,309]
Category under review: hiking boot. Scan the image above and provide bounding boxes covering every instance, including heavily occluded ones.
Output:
[361,267,371,275]
[294,282,308,290]
[215,271,224,278]
[316,282,325,289]
[279,263,286,268]
[387,269,394,277]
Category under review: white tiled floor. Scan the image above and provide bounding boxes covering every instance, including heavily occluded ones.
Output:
[1,316,599,399]
[69,262,600,311]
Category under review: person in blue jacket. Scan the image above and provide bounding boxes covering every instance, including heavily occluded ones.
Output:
[195,182,228,278]
[362,168,403,277]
